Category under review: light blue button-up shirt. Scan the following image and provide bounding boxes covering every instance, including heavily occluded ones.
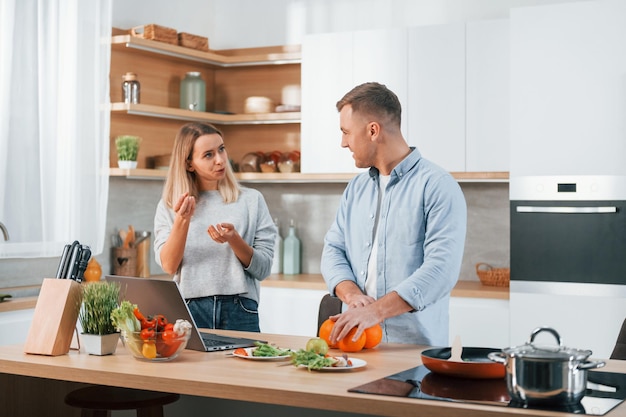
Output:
[321,148,467,347]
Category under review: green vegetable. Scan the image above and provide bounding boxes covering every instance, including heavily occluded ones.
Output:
[290,349,337,370]
[252,341,291,357]
[110,300,141,333]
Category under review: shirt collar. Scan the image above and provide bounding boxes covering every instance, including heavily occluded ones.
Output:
[368,147,421,182]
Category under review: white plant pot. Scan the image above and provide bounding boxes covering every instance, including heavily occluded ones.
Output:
[80,332,120,356]
[117,160,137,169]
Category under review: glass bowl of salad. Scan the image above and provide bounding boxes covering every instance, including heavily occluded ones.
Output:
[121,327,191,362]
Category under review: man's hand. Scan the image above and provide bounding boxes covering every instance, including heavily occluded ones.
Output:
[328,290,413,345]
[328,304,382,345]
[345,293,376,309]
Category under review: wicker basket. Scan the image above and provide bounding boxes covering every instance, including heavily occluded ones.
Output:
[178,32,209,52]
[475,263,510,287]
[130,24,178,46]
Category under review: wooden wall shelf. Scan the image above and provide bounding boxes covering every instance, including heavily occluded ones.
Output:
[110,103,300,125]
[109,168,509,183]
[111,35,301,67]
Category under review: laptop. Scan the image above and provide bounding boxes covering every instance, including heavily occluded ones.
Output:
[105,275,263,352]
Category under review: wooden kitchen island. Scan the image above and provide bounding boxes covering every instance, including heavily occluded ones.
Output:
[1,331,625,417]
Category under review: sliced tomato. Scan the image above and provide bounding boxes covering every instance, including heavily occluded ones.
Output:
[233,348,248,356]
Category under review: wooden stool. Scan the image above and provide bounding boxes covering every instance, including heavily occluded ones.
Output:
[64,385,179,417]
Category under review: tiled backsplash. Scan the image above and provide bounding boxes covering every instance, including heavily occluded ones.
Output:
[0,178,509,291]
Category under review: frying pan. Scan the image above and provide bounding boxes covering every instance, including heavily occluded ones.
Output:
[420,347,505,379]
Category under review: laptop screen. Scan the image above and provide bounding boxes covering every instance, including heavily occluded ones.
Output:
[104,275,261,351]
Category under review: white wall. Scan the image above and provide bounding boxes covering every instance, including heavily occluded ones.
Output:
[113,0,590,50]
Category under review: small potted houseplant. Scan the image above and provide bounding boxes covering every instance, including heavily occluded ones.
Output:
[115,135,141,169]
[79,281,121,355]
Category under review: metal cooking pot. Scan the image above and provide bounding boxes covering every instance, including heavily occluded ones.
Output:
[488,327,605,405]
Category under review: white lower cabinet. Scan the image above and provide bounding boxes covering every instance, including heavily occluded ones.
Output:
[259,287,328,337]
[449,297,510,349]
[0,308,35,346]
[260,286,510,348]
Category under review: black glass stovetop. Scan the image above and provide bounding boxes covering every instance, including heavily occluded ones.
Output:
[348,366,626,415]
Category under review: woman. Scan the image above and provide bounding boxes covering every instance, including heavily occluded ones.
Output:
[154,122,275,331]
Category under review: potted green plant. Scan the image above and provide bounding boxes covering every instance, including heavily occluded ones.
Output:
[79,281,121,355]
[115,135,141,169]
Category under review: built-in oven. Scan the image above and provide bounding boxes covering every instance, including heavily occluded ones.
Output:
[509,176,626,358]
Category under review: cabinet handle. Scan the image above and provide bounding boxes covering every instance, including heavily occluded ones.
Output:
[515,206,617,214]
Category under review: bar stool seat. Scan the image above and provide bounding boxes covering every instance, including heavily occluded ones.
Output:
[65,385,179,417]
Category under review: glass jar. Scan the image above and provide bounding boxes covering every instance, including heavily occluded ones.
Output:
[121,72,140,104]
[180,72,206,111]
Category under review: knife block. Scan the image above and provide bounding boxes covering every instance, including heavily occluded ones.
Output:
[24,278,83,356]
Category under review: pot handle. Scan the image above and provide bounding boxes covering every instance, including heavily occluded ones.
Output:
[529,326,562,346]
[488,351,507,364]
[576,360,606,371]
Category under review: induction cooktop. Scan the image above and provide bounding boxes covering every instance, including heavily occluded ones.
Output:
[348,366,626,415]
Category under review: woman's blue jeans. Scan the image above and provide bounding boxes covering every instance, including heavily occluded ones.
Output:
[186,295,260,332]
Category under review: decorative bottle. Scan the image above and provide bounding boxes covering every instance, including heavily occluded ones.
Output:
[121,72,140,104]
[271,218,283,274]
[180,71,206,111]
[283,219,301,275]
[83,257,102,282]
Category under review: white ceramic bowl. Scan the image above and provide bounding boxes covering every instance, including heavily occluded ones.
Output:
[244,96,274,114]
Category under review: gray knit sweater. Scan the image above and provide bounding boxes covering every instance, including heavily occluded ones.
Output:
[154,188,276,303]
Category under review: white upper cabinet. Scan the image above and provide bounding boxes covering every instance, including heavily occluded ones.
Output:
[407,23,466,172]
[466,19,510,172]
[301,29,407,174]
[301,31,355,174]
[302,20,511,176]
[353,28,409,138]
[510,0,626,177]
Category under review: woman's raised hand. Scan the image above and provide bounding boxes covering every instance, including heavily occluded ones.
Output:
[174,192,195,220]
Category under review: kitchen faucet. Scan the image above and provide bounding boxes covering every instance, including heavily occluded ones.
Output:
[0,222,9,241]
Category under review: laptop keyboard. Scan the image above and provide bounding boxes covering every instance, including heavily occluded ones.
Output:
[200,334,227,347]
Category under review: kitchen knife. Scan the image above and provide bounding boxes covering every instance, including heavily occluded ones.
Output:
[55,244,71,278]
[71,245,91,282]
[65,242,81,281]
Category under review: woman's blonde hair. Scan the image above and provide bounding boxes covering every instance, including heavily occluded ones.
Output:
[161,122,240,208]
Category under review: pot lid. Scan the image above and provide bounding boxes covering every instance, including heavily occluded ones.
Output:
[503,327,592,361]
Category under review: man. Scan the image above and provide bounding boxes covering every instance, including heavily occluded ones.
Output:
[321,82,467,347]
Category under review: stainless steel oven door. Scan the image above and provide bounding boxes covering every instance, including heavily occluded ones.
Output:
[510,199,626,285]
[510,175,626,286]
